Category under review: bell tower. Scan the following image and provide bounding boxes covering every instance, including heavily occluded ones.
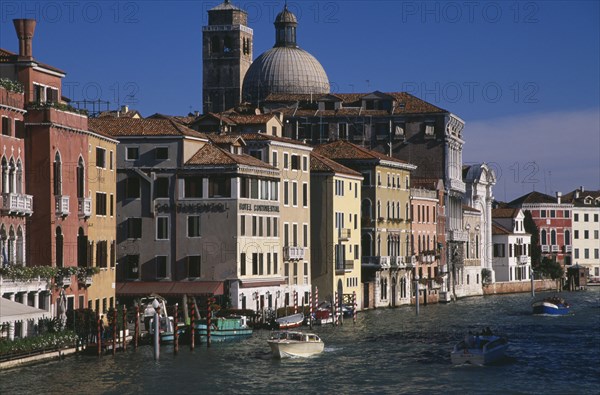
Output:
[202,0,253,114]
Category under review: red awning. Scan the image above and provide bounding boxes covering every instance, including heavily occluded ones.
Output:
[116,281,224,297]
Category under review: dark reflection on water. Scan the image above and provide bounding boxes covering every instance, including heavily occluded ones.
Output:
[2,289,599,395]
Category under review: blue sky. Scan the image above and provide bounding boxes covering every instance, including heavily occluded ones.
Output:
[1,1,598,200]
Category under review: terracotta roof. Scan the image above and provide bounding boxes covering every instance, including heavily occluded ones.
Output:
[194,113,236,126]
[0,47,65,74]
[227,114,279,125]
[147,113,197,126]
[508,191,558,206]
[263,91,447,114]
[313,139,413,167]
[310,152,362,177]
[563,189,600,205]
[89,118,207,139]
[492,222,511,235]
[412,178,443,190]
[185,143,275,169]
[241,133,311,147]
[207,134,246,145]
[493,208,519,219]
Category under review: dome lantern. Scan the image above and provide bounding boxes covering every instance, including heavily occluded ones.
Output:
[274,5,298,48]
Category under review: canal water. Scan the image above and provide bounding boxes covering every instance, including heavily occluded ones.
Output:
[1,288,599,394]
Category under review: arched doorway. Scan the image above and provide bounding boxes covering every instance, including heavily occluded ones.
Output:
[391,277,397,307]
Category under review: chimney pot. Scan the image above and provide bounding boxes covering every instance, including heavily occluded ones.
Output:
[556,191,562,204]
[13,19,37,59]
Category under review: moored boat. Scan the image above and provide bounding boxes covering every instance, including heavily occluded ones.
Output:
[195,315,252,342]
[451,334,508,365]
[532,296,570,315]
[268,331,324,358]
[275,313,304,329]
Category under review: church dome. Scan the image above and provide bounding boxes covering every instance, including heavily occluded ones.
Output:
[242,5,329,103]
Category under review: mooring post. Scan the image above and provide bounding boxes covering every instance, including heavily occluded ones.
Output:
[174,303,179,355]
[353,290,357,324]
[122,306,127,352]
[415,276,420,316]
[207,298,212,348]
[190,302,195,351]
[153,310,160,360]
[309,291,313,329]
[97,313,101,357]
[112,308,117,356]
[334,292,338,326]
[134,305,139,350]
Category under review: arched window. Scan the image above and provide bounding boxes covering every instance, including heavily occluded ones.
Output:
[223,36,234,53]
[0,225,6,265]
[211,36,220,54]
[55,227,63,267]
[564,230,571,246]
[550,229,557,245]
[77,227,88,267]
[377,200,381,219]
[54,152,62,196]
[387,201,390,219]
[362,233,372,257]
[377,235,381,255]
[77,157,85,199]
[361,199,372,219]
[16,226,23,265]
[15,159,23,194]
[540,229,547,245]
[1,157,7,194]
[8,158,15,193]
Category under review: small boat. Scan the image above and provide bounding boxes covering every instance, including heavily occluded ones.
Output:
[451,334,509,365]
[195,315,252,342]
[268,331,324,358]
[142,295,176,343]
[275,313,304,329]
[532,296,570,315]
[314,309,333,325]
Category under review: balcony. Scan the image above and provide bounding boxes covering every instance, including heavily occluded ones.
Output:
[565,245,572,253]
[551,245,560,252]
[448,178,466,193]
[405,256,417,268]
[1,193,33,216]
[338,228,351,242]
[448,230,468,242]
[390,256,406,269]
[55,195,70,216]
[518,255,529,265]
[58,275,72,287]
[78,197,92,218]
[541,245,550,253]
[362,256,390,269]
[336,260,355,274]
[283,246,305,261]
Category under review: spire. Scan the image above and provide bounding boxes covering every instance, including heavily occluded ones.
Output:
[274,5,298,48]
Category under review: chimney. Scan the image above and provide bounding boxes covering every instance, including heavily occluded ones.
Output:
[13,19,37,59]
[575,190,580,199]
[556,191,562,204]
[580,185,584,193]
[121,105,129,114]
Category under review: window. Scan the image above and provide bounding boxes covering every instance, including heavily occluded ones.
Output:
[574,230,579,239]
[302,156,308,171]
[272,151,278,167]
[96,147,106,168]
[303,224,308,248]
[293,224,298,246]
[252,216,257,236]
[240,216,246,236]
[355,244,359,259]
[252,253,258,275]
[96,192,107,215]
[595,249,599,259]
[574,213,579,221]
[1,117,11,136]
[266,217,271,236]
[187,256,201,278]
[109,151,114,170]
[155,147,169,160]
[125,255,139,279]
[184,176,203,198]
[540,210,546,218]
[127,218,142,239]
[155,178,169,198]
[284,181,289,205]
[156,217,169,240]
[283,153,289,169]
[584,213,589,222]
[550,210,556,218]
[574,249,579,259]
[584,230,589,239]
[126,147,139,160]
[273,218,278,237]
[156,256,168,279]
[259,254,264,275]
[302,183,308,207]
[96,241,108,268]
[493,243,505,257]
[188,216,201,237]
[291,155,300,170]
[259,217,264,237]
[292,182,298,206]
[273,253,278,274]
[564,210,570,218]
[284,223,289,246]
[584,249,590,259]
[109,194,114,216]
[595,214,599,222]
[209,176,230,198]
[595,230,599,239]
[240,253,246,276]
[125,177,140,199]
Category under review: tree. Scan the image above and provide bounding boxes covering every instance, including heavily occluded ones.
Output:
[523,210,541,269]
[539,256,564,280]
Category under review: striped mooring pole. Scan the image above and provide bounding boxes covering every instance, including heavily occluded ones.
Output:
[294,291,298,314]
[353,291,357,324]
[309,292,313,329]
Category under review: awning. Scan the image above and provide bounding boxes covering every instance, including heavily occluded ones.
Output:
[0,298,50,324]
[116,281,224,297]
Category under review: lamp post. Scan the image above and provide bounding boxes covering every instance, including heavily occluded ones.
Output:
[239,292,245,310]
[152,299,160,360]
[275,290,281,318]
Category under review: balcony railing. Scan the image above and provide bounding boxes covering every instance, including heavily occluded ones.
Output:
[390,256,406,269]
[362,256,390,268]
[336,260,355,273]
[406,256,417,268]
[338,228,351,241]
[78,197,92,218]
[283,246,305,261]
[541,245,550,253]
[1,193,33,216]
[448,178,466,193]
[55,195,70,216]
[518,255,529,265]
[449,230,468,242]
[551,245,560,252]
[565,245,572,253]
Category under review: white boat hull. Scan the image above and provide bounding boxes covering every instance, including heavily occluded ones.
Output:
[268,340,325,358]
[451,335,508,365]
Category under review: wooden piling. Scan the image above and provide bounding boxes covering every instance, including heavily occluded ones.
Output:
[190,302,195,351]
[134,305,139,350]
[294,291,298,314]
[309,291,313,329]
[122,307,127,352]
[353,290,357,324]
[112,308,117,356]
[207,298,212,348]
[97,314,102,357]
[174,303,179,354]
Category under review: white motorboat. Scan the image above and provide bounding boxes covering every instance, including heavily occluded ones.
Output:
[451,334,508,365]
[268,331,324,358]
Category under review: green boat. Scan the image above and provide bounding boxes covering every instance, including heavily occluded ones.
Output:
[195,315,252,342]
